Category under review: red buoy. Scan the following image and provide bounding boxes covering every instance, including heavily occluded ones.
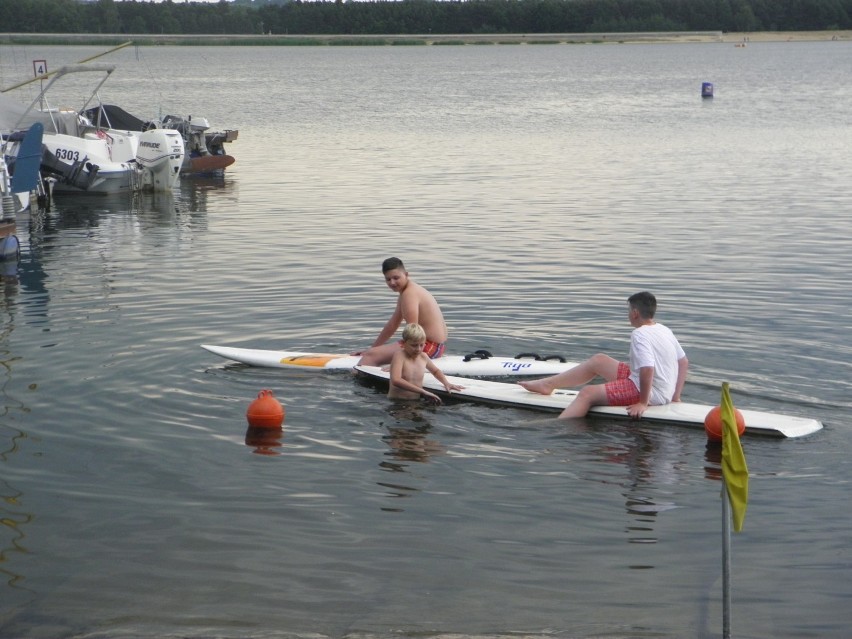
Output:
[246,389,285,429]
[704,405,745,442]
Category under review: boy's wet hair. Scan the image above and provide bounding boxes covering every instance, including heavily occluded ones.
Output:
[628,291,657,319]
[402,323,426,343]
[382,257,405,273]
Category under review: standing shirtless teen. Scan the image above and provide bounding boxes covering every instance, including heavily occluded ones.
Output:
[354,257,449,367]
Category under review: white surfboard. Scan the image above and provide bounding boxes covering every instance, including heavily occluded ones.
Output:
[201,344,580,377]
[355,365,823,439]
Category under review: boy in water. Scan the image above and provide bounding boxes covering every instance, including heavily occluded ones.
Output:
[388,323,464,404]
[355,257,449,367]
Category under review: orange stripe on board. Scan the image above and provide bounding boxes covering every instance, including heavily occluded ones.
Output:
[281,354,347,367]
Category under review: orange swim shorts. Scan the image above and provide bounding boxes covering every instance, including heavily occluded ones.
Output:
[604,362,640,406]
[399,339,445,359]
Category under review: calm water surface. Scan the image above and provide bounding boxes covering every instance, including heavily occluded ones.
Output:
[1,42,851,639]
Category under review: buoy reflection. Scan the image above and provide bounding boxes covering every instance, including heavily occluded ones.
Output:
[244,426,283,456]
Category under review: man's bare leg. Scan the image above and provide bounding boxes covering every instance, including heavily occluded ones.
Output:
[519,353,621,395]
[357,342,402,367]
[558,384,610,418]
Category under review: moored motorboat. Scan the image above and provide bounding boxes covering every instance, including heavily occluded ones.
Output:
[161,113,238,174]
[2,64,184,195]
[84,104,238,175]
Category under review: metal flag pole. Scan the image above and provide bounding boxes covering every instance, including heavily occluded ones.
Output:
[722,478,732,639]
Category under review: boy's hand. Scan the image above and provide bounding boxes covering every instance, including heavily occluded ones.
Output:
[423,392,443,405]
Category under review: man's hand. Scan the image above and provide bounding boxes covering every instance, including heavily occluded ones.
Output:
[626,402,648,419]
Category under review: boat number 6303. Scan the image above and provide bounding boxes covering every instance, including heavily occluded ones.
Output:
[54,148,81,162]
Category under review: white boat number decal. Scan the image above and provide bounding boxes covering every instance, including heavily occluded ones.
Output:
[55,148,81,162]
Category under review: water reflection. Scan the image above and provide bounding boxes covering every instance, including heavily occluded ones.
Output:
[376,404,447,511]
[380,403,446,466]
[32,186,204,233]
[595,427,689,549]
[0,470,31,590]
[15,185,210,329]
[244,425,284,456]
[180,173,230,210]
[358,375,448,468]
[0,259,18,296]
[0,277,32,591]
[703,441,723,481]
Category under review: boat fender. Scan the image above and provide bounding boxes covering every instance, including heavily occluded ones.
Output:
[0,236,20,261]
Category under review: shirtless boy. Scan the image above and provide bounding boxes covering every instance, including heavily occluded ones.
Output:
[388,324,464,404]
[354,257,449,367]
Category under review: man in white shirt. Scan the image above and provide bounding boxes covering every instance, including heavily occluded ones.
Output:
[519,291,688,419]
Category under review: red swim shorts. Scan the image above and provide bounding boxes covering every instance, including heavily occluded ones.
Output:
[604,362,640,406]
[399,339,445,359]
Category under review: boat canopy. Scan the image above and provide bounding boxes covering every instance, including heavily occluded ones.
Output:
[84,104,149,133]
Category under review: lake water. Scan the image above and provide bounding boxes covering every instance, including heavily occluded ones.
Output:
[1,41,851,639]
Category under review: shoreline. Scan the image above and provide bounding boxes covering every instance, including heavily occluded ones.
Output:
[1,30,850,46]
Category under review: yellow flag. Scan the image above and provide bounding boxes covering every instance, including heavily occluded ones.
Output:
[721,382,748,532]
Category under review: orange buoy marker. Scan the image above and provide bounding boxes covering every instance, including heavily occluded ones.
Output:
[246,389,285,429]
[704,405,745,442]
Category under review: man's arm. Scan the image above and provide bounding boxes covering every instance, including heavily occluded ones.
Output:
[671,356,688,402]
[371,302,403,347]
[637,366,654,406]
[627,366,654,419]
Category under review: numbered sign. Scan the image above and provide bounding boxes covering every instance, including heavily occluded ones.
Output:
[33,60,47,77]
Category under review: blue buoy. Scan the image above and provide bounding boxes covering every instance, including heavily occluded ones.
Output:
[701,82,714,99]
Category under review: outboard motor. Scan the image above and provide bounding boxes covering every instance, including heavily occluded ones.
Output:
[41,148,100,191]
[136,129,185,191]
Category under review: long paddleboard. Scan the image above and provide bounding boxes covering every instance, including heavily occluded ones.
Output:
[201,344,580,377]
[355,365,823,439]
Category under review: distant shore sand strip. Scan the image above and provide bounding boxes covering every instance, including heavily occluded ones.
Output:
[1,30,850,46]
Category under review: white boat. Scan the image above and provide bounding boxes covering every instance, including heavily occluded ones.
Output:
[2,64,184,195]
[84,104,237,174]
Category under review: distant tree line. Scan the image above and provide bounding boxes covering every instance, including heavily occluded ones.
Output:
[0,0,849,36]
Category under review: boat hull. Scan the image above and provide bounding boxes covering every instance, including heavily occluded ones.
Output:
[41,128,183,195]
[186,154,235,173]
